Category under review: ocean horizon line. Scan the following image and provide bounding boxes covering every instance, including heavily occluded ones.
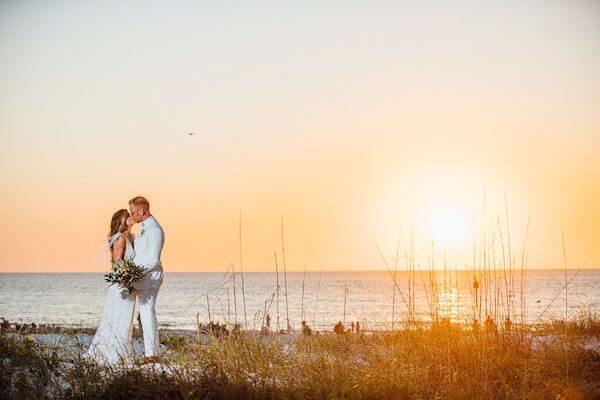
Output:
[1,267,599,274]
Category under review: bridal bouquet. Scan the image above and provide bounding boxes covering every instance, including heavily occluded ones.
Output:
[104,259,146,293]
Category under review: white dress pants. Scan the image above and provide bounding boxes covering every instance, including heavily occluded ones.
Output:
[137,286,161,357]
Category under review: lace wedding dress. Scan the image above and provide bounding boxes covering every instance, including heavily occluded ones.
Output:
[85,232,136,365]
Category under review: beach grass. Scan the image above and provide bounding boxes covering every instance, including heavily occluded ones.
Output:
[2,315,600,400]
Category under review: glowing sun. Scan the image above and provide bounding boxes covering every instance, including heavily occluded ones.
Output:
[425,208,472,247]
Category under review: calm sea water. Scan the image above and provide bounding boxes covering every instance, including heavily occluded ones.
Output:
[1,270,599,331]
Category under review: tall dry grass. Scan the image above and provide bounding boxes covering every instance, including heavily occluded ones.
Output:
[2,315,600,400]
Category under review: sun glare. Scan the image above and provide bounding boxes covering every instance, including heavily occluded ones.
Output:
[425,208,471,247]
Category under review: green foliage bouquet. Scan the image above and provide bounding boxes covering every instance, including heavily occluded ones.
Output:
[104,259,146,293]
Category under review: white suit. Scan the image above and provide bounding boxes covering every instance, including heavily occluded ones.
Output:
[133,215,164,357]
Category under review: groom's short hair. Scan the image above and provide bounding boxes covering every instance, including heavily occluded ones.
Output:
[129,196,150,210]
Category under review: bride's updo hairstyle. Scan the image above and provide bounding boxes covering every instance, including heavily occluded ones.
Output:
[109,209,130,237]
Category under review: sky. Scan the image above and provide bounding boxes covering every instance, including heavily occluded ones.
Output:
[1,0,599,272]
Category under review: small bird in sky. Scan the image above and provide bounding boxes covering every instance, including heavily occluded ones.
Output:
[186,132,194,136]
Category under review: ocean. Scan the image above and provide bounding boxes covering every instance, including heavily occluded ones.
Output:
[1,270,599,331]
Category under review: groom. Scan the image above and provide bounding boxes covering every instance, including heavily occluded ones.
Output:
[129,196,164,362]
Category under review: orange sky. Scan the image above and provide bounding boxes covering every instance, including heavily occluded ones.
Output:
[1,1,599,272]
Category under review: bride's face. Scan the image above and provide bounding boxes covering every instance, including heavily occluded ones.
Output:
[126,216,136,228]
[120,215,130,232]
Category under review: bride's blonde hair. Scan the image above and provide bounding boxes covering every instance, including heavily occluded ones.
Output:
[109,209,130,237]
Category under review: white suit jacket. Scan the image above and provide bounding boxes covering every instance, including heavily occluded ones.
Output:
[133,216,164,290]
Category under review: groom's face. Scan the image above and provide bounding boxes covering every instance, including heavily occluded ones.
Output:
[130,205,145,223]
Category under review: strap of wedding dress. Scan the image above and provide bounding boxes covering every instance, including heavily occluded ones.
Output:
[108,232,125,248]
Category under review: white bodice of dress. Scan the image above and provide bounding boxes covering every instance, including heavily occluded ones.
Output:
[108,232,135,260]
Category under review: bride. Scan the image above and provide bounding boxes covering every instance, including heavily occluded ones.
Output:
[85,209,137,365]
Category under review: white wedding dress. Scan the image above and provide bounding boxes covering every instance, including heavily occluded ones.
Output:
[85,232,137,365]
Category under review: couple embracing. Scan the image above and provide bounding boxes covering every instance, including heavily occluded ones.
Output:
[85,196,165,365]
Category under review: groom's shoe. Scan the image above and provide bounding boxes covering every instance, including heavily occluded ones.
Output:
[142,356,160,364]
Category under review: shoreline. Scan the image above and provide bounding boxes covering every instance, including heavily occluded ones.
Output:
[3,313,600,337]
